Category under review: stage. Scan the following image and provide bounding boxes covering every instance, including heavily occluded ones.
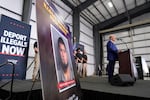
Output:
[80,76,150,100]
[0,79,42,100]
[0,76,150,100]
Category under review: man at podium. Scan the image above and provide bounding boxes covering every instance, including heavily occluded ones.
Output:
[106,35,120,82]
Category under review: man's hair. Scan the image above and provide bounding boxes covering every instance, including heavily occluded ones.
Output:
[109,35,115,40]
[58,37,65,48]
[57,37,68,72]
[34,41,38,48]
[76,48,80,51]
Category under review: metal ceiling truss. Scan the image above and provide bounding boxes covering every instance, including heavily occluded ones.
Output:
[61,0,150,31]
[93,4,106,20]
[82,10,98,24]
[135,0,137,7]
[78,0,100,23]
[94,2,150,31]
[110,0,119,15]
[87,8,101,23]
[80,13,95,25]
[77,0,98,12]
[99,0,112,18]
[123,0,131,24]
[61,0,75,10]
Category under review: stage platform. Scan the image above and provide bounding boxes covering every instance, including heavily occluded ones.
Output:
[80,76,150,100]
[0,76,150,100]
[0,79,42,100]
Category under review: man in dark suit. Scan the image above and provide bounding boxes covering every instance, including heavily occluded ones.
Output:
[107,35,120,82]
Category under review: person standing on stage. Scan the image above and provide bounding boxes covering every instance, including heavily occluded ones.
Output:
[73,50,78,68]
[82,50,88,77]
[32,41,40,81]
[106,35,120,82]
[76,48,83,77]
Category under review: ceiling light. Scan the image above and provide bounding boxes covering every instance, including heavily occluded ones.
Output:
[108,2,113,8]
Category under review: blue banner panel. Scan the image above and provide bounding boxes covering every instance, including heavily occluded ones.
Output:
[36,0,81,100]
[0,15,31,80]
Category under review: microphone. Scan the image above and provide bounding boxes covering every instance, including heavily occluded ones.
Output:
[117,38,129,50]
[117,38,122,41]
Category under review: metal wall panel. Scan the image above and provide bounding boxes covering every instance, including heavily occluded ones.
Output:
[80,18,95,76]
[103,13,150,75]
[0,0,23,15]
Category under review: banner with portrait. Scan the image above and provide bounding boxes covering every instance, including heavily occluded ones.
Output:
[36,0,81,100]
[0,14,31,80]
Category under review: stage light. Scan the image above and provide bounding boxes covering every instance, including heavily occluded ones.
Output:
[108,2,113,8]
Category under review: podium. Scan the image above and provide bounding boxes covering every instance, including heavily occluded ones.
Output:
[118,49,138,78]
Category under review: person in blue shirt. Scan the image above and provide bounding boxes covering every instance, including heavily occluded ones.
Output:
[107,35,120,82]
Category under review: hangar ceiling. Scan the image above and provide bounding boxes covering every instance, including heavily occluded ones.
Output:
[53,0,150,30]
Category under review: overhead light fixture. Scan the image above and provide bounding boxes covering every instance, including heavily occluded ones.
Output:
[108,2,113,8]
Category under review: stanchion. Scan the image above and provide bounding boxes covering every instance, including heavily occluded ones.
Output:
[0,61,15,100]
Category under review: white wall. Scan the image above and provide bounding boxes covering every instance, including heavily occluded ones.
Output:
[0,0,23,20]
[80,17,95,76]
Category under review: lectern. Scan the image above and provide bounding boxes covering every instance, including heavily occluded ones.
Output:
[118,49,138,78]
